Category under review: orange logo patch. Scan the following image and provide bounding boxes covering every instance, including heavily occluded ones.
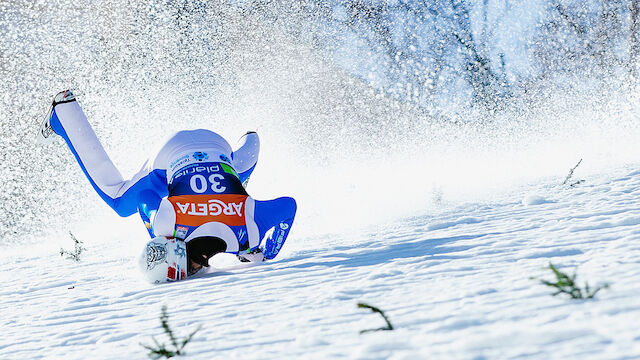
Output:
[168,194,248,227]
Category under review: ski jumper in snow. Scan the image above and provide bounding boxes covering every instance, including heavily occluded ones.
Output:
[47,96,296,261]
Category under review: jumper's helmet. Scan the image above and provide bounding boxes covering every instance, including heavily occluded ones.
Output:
[138,237,188,284]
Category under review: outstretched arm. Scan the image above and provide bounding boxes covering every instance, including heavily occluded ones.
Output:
[253,197,297,259]
[231,131,260,186]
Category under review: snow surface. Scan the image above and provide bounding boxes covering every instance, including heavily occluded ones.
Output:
[3,166,640,359]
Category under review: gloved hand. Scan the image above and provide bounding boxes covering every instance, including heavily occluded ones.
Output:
[237,248,265,262]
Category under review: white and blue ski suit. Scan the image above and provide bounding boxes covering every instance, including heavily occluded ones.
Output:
[48,98,296,259]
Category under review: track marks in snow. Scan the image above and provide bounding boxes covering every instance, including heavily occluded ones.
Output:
[427,216,484,231]
[523,248,584,259]
[569,216,640,232]
[96,332,137,344]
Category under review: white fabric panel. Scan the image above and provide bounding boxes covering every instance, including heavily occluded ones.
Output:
[152,198,177,237]
[232,132,260,174]
[244,197,260,249]
[185,222,239,253]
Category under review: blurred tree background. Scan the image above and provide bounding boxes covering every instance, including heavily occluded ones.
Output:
[262,0,640,110]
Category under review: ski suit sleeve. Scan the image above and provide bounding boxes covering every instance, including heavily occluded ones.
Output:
[231,131,259,185]
[253,197,297,259]
[50,101,168,218]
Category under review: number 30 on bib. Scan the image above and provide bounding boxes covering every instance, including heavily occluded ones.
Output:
[189,174,226,193]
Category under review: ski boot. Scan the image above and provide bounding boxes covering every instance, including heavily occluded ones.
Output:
[39,90,76,144]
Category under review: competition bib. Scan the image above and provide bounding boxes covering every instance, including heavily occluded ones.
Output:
[169,161,247,197]
[168,160,248,240]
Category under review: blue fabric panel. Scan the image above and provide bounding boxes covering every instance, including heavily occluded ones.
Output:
[137,189,163,237]
[237,162,256,185]
[111,170,167,216]
[254,197,297,259]
[228,225,250,246]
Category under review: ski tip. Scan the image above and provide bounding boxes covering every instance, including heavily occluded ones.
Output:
[37,107,56,145]
[53,90,76,104]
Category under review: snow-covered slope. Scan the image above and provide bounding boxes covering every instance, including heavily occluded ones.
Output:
[3,166,640,359]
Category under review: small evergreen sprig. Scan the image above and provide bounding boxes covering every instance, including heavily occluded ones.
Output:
[357,302,394,334]
[563,159,585,187]
[141,305,202,359]
[535,263,609,300]
[60,231,86,262]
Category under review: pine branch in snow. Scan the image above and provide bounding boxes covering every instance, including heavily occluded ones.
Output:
[535,263,609,300]
[141,305,202,359]
[59,231,86,262]
[357,302,394,334]
[563,159,585,187]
